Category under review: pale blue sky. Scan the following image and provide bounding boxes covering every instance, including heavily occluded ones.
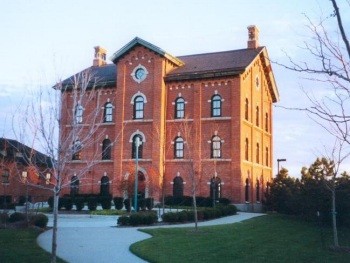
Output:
[1,0,349,176]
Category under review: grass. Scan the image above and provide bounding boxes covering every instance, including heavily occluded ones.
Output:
[131,214,350,263]
[0,228,66,263]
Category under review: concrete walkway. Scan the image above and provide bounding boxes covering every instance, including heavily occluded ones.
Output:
[37,212,264,263]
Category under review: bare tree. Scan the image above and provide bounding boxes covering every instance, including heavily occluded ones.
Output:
[11,68,118,262]
[176,118,202,230]
[276,0,350,249]
[277,0,350,144]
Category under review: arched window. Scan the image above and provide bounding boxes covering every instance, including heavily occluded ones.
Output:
[256,143,260,164]
[100,175,110,196]
[211,135,221,158]
[265,147,269,166]
[102,139,112,160]
[256,106,259,126]
[265,113,269,132]
[173,176,184,197]
[132,134,143,159]
[245,98,249,121]
[70,176,79,196]
[104,102,113,122]
[211,94,222,117]
[245,138,249,161]
[174,137,184,158]
[256,179,260,202]
[2,169,10,184]
[75,104,83,124]
[245,178,250,202]
[175,97,185,119]
[209,176,222,200]
[72,140,82,160]
[134,96,144,119]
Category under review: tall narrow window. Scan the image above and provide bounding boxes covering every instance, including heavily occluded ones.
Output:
[134,96,144,119]
[70,176,79,196]
[211,94,222,117]
[245,138,249,161]
[265,113,269,132]
[245,178,250,202]
[211,135,221,158]
[2,169,10,184]
[72,140,82,160]
[174,137,184,158]
[104,102,113,122]
[175,97,185,119]
[132,134,143,159]
[102,139,112,160]
[100,175,110,196]
[245,98,249,121]
[209,176,222,200]
[75,104,83,124]
[256,143,260,164]
[173,176,184,197]
[265,147,269,166]
[256,179,260,202]
[256,106,259,126]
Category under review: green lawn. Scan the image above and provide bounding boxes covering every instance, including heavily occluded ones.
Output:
[131,214,350,263]
[0,228,66,263]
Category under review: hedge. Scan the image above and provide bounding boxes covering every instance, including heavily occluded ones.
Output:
[118,211,158,226]
[113,197,124,210]
[162,205,237,223]
[30,213,48,228]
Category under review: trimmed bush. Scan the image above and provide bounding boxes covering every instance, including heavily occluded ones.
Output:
[145,197,154,210]
[118,211,158,226]
[138,198,146,211]
[124,198,131,212]
[129,211,158,226]
[162,212,179,223]
[74,197,85,211]
[61,197,73,211]
[113,197,124,210]
[30,213,48,228]
[100,196,112,210]
[0,212,9,224]
[87,197,98,211]
[118,215,130,226]
[218,198,231,206]
[9,212,26,223]
[48,196,54,209]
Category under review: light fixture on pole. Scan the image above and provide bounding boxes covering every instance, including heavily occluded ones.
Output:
[134,136,142,212]
[277,158,287,175]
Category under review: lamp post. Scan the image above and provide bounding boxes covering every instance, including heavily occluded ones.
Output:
[21,171,29,224]
[134,136,142,212]
[277,158,287,175]
[2,170,10,211]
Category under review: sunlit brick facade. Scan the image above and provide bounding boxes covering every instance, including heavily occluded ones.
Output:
[59,26,279,208]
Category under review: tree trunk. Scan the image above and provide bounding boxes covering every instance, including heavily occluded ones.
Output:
[331,190,339,248]
[192,186,198,231]
[51,191,59,263]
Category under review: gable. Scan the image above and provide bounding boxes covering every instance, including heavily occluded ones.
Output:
[111,37,184,67]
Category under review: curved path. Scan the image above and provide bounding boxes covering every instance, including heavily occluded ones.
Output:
[37,212,264,263]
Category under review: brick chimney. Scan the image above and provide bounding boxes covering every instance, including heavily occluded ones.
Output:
[93,46,107,67]
[247,25,260,49]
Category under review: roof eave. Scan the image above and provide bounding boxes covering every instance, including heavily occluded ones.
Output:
[165,69,243,82]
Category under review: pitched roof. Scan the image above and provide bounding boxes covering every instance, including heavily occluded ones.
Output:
[111,37,184,66]
[0,138,53,168]
[54,64,116,90]
[165,47,264,81]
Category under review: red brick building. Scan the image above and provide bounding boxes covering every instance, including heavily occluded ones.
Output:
[59,26,279,209]
[0,138,53,206]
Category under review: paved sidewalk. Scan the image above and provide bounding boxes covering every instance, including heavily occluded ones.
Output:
[37,212,264,263]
